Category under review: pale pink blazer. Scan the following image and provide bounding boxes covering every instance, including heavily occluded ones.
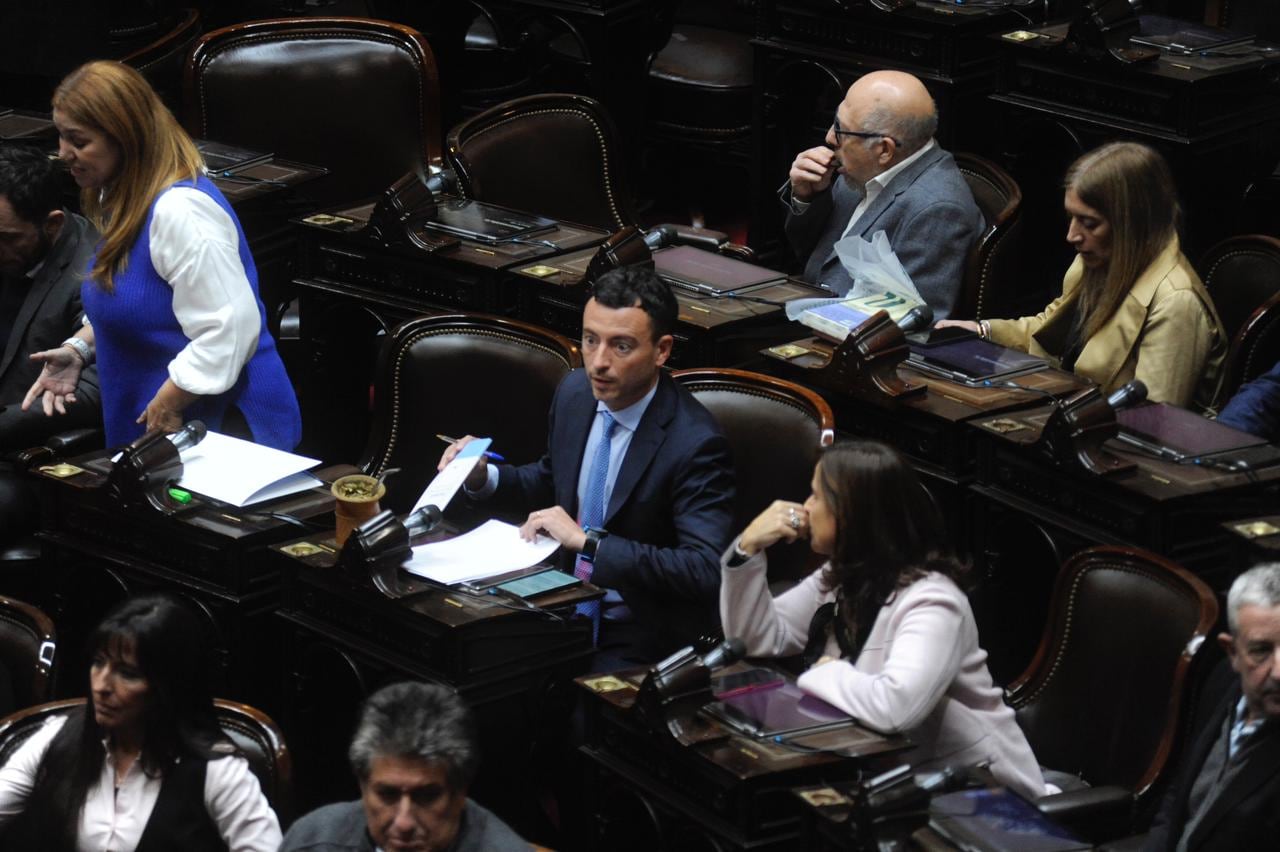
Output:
[720,545,1048,801]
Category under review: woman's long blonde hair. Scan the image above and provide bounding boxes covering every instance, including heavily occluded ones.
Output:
[52,61,204,292]
[1065,142,1179,341]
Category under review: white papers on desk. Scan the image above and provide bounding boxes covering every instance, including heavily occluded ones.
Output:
[178,431,321,507]
[403,520,560,586]
[413,437,491,512]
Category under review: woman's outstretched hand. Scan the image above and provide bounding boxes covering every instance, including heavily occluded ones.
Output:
[739,499,808,556]
[21,346,83,415]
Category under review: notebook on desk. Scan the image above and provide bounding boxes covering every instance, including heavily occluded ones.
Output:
[929,788,1090,852]
[1116,402,1280,467]
[703,681,856,739]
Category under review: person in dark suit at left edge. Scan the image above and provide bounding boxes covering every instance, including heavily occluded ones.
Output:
[439,267,736,665]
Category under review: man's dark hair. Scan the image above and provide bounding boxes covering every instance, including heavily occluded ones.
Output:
[0,145,63,224]
[591,266,679,341]
[348,681,479,792]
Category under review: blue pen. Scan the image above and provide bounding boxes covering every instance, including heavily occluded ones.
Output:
[437,434,506,463]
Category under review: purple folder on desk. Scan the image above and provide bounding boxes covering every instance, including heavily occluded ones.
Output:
[930,788,1090,852]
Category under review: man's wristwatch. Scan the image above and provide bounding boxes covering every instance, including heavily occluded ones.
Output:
[581,527,608,563]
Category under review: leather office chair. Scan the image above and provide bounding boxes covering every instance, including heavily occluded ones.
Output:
[671,368,834,586]
[446,92,749,256]
[0,596,55,713]
[1198,234,1280,399]
[954,153,1024,321]
[122,7,202,111]
[1008,546,1217,832]
[1224,291,1280,400]
[360,313,582,513]
[0,697,292,817]
[184,16,442,206]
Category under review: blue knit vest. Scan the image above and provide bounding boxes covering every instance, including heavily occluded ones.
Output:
[82,176,300,450]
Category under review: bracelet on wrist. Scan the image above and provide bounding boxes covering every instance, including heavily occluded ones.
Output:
[61,337,93,366]
[978,320,991,340]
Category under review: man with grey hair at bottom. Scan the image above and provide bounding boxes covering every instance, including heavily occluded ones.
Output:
[280,682,528,852]
[1142,563,1280,851]
[780,70,984,320]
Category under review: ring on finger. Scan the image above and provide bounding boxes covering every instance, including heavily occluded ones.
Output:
[788,508,800,530]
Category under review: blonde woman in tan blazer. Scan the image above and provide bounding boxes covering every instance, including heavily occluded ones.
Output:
[939,142,1225,412]
[720,442,1048,800]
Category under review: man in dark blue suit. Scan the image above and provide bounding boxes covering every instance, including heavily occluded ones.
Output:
[440,267,736,664]
[1217,360,1280,442]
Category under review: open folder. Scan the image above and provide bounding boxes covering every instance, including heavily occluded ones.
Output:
[177,431,321,507]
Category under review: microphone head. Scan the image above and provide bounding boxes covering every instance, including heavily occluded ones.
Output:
[895,304,934,334]
[167,420,208,453]
[1106,379,1148,410]
[641,225,677,251]
[702,637,747,670]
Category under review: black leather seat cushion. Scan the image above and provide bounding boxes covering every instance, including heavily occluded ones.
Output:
[648,25,753,135]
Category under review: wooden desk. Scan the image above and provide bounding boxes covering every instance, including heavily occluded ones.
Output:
[268,529,595,819]
[577,666,908,851]
[28,451,342,707]
[289,200,607,460]
[512,247,826,368]
[988,23,1280,259]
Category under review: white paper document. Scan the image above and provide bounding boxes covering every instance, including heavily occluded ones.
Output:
[178,431,321,507]
[413,437,492,512]
[402,519,560,586]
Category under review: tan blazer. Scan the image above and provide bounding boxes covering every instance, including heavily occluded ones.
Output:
[987,237,1226,411]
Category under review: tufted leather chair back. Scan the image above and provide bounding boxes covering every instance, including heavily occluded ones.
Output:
[0,698,291,818]
[954,153,1024,321]
[1007,546,1217,800]
[1199,235,1280,398]
[0,597,55,713]
[672,368,834,585]
[447,92,639,232]
[185,17,441,205]
[122,7,202,112]
[361,314,582,513]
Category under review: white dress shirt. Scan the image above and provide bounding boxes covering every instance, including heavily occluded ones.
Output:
[0,716,282,852]
[149,187,263,397]
[840,139,936,239]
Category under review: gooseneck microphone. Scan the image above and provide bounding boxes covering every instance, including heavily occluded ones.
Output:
[166,420,207,454]
[1106,379,1148,411]
[701,637,747,671]
[422,169,457,197]
[894,304,934,334]
[642,224,678,251]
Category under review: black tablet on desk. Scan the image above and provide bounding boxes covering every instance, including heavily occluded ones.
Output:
[703,681,855,739]
[1116,402,1280,468]
[907,338,1048,386]
[423,198,558,244]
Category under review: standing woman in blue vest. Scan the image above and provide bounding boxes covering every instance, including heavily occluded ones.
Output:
[21,61,300,451]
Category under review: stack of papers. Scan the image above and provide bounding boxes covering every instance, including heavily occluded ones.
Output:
[178,431,321,507]
[402,520,560,586]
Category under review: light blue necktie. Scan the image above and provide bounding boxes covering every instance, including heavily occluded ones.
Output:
[575,410,616,641]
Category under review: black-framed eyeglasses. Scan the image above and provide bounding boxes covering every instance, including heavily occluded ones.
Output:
[831,115,899,146]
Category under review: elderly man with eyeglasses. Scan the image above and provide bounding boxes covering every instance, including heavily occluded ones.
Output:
[779,70,984,320]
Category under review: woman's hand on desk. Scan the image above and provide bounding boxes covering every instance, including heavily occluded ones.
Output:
[933,320,980,333]
[519,506,585,551]
[738,499,808,556]
[22,346,84,415]
[137,379,198,435]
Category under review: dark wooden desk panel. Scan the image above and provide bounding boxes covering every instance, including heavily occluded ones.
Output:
[578,667,907,850]
[269,530,594,825]
[29,454,342,709]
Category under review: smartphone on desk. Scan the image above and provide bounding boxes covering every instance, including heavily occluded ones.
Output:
[496,569,580,599]
[712,667,786,699]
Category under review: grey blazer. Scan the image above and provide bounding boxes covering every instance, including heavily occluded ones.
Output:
[782,145,984,320]
[0,211,102,452]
